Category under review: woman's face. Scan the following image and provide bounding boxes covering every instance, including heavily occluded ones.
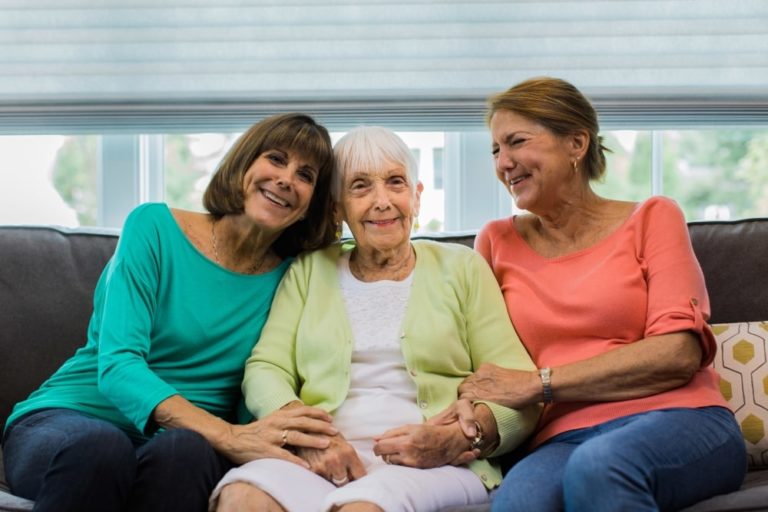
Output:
[490,110,580,214]
[338,161,420,254]
[241,148,318,233]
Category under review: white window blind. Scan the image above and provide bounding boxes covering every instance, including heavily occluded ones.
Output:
[1,0,767,132]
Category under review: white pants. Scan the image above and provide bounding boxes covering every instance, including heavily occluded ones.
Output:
[210,457,488,512]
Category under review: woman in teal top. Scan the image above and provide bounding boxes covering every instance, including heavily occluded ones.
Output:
[2,114,340,512]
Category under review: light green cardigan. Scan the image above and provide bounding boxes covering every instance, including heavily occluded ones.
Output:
[243,240,540,488]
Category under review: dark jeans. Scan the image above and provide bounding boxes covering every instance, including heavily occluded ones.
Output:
[491,406,747,512]
[2,408,234,512]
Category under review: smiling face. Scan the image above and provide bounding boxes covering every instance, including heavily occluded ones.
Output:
[338,161,420,255]
[241,148,318,234]
[490,110,584,214]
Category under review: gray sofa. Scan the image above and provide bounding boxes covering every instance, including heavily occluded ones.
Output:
[2,220,768,511]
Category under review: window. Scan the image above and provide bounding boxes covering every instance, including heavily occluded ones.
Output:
[164,133,239,213]
[2,2,766,229]
[0,135,97,226]
[662,129,768,220]
[593,128,768,221]
[2,127,767,230]
[433,147,444,191]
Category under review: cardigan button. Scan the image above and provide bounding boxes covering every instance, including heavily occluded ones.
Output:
[691,298,699,306]
[419,401,428,409]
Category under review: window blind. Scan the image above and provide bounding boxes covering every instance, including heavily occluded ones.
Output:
[1,0,767,132]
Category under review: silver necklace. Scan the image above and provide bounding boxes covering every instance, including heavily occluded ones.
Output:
[211,218,268,274]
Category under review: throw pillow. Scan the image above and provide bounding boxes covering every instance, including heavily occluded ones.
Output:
[711,321,768,469]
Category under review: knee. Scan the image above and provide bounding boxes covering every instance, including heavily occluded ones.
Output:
[491,469,554,512]
[563,441,611,486]
[217,482,285,512]
[563,440,629,494]
[333,503,384,512]
[145,428,215,466]
[64,423,136,474]
[137,428,226,485]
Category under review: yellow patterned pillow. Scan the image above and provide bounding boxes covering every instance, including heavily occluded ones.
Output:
[711,321,768,469]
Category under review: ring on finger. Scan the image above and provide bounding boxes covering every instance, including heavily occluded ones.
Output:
[281,429,289,447]
[331,475,349,486]
[384,454,391,464]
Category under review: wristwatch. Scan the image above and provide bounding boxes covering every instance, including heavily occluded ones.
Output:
[539,367,554,404]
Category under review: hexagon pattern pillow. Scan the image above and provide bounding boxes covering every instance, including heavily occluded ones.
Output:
[711,321,768,469]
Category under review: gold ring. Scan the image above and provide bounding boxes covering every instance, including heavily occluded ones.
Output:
[281,429,289,447]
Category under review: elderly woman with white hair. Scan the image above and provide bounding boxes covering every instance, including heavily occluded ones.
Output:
[209,126,540,512]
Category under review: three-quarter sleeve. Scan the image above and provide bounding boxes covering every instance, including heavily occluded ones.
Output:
[462,250,541,455]
[640,198,717,365]
[96,208,178,434]
[242,259,306,418]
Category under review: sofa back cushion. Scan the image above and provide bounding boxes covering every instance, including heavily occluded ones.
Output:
[689,219,768,324]
[0,219,766,470]
[0,226,118,428]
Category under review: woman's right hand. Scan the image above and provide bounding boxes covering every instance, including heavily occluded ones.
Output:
[222,405,338,466]
[295,433,367,486]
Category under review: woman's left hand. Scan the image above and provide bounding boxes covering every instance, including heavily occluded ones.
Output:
[372,423,478,468]
[294,432,367,486]
[459,363,538,409]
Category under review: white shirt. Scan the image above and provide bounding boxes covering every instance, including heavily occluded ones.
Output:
[333,253,423,465]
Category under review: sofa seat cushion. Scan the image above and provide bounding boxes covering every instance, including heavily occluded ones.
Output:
[679,469,768,511]
[0,490,33,512]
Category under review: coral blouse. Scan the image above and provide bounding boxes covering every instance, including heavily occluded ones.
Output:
[476,196,729,448]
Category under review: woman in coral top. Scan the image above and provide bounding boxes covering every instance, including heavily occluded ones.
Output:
[460,77,747,511]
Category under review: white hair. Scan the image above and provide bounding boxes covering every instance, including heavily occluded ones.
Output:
[332,126,419,201]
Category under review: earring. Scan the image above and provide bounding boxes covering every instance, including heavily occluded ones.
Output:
[335,222,342,240]
[572,159,579,173]
[413,217,420,232]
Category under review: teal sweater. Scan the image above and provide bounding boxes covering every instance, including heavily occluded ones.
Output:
[243,241,540,488]
[5,203,290,441]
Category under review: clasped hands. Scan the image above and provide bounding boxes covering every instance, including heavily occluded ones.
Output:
[249,362,525,487]
[278,399,494,487]
[292,406,482,488]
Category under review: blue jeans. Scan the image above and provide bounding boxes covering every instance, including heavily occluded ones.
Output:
[2,408,234,512]
[491,406,747,512]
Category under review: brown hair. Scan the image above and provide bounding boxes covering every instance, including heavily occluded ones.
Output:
[203,113,336,258]
[486,77,610,180]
